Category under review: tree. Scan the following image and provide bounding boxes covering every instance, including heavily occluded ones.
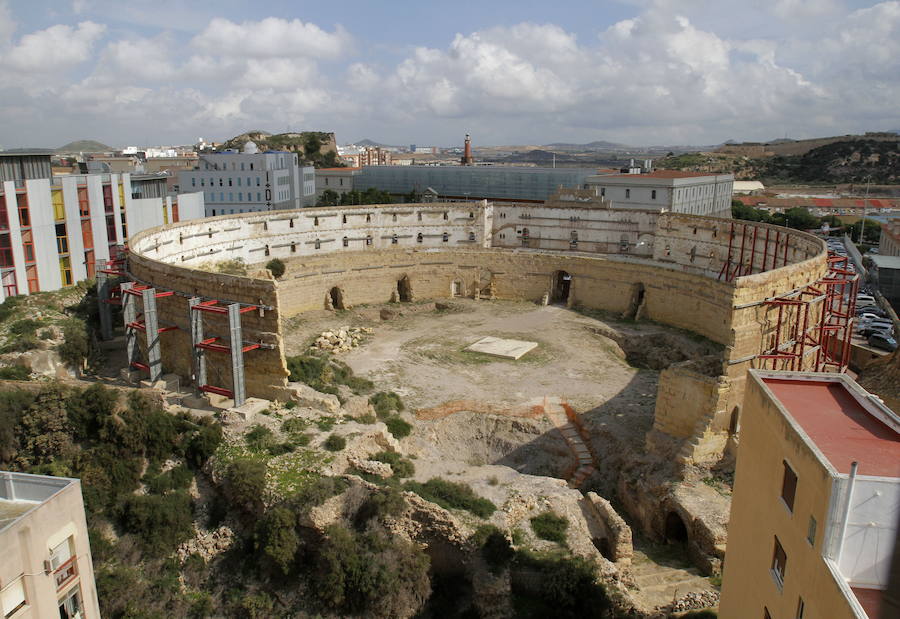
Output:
[846,218,882,245]
[782,207,820,231]
[255,507,300,575]
[317,189,340,207]
[266,258,286,279]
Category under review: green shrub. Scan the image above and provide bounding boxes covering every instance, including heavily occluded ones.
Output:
[0,295,23,323]
[313,525,430,617]
[404,478,496,518]
[355,486,406,525]
[119,491,194,554]
[511,551,611,616]
[357,413,376,424]
[1,333,38,353]
[286,354,327,384]
[530,512,568,545]
[370,391,404,416]
[227,459,267,514]
[255,506,300,575]
[0,389,33,463]
[66,383,119,442]
[239,591,276,619]
[384,415,412,439]
[371,451,415,477]
[324,434,346,451]
[473,525,514,572]
[146,464,194,494]
[265,258,286,279]
[289,475,348,513]
[58,319,90,367]
[186,422,223,468]
[316,417,335,431]
[8,318,41,336]
[245,424,276,452]
[0,365,30,381]
[283,400,297,410]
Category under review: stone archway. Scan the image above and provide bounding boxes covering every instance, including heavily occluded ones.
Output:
[397,275,413,302]
[665,511,689,544]
[551,270,571,304]
[328,287,345,310]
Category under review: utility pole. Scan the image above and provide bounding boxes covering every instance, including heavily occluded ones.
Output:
[858,176,871,244]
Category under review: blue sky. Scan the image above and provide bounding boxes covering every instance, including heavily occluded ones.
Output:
[1,0,898,148]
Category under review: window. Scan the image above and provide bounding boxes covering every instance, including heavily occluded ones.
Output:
[50,536,77,590]
[366,214,371,223]
[600,188,605,197]
[192,178,196,187]
[443,212,448,220]
[264,245,270,256]
[315,239,321,249]
[1,576,26,617]
[342,237,349,247]
[250,163,254,171]
[314,217,319,226]
[392,213,397,222]
[807,516,817,546]
[417,233,423,243]
[237,177,242,186]
[651,190,657,199]
[391,234,398,244]
[771,536,787,590]
[57,587,82,619]
[781,461,798,512]
[796,597,805,619]
[468,232,475,241]
[228,178,233,186]
[365,235,372,246]
[442,232,449,242]
[625,189,630,199]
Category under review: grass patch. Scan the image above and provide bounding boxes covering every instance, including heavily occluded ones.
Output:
[286,354,373,395]
[530,512,568,545]
[404,478,496,518]
[0,365,30,381]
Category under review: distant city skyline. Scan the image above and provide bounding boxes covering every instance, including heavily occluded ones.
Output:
[0,0,898,149]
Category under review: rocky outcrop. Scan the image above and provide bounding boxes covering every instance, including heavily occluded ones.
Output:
[311,326,372,353]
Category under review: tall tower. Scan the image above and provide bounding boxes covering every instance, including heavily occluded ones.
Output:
[461,133,475,166]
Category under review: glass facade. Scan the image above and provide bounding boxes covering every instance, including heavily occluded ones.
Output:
[354,166,596,202]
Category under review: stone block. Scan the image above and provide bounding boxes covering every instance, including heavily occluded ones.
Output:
[229,397,271,421]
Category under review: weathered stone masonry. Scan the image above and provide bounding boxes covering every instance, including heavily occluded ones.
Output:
[126,201,828,461]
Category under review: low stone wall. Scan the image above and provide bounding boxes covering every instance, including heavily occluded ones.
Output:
[585,492,633,565]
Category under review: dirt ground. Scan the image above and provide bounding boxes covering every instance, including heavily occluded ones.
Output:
[283,299,661,414]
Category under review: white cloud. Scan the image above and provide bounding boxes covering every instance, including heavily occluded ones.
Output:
[191,17,351,59]
[4,21,105,72]
[0,0,15,46]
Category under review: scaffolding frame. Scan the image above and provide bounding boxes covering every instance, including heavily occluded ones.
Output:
[755,253,859,372]
[717,221,791,282]
[189,299,262,407]
[120,282,178,382]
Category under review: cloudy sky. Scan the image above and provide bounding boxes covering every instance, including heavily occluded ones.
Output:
[1,0,898,148]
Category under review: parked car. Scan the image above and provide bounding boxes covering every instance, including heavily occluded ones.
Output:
[868,333,897,352]
[859,323,894,337]
[856,294,876,305]
[858,312,885,322]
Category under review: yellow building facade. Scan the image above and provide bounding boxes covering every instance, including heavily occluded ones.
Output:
[720,371,899,619]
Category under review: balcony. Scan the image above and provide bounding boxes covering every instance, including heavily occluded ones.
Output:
[53,555,78,590]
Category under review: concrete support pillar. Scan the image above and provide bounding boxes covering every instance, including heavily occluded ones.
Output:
[120,282,137,369]
[96,259,113,340]
[188,297,207,389]
[228,303,246,406]
[142,288,161,383]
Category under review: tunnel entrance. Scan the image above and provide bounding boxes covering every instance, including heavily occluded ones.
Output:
[551,270,571,304]
[397,275,412,302]
[329,287,345,310]
[593,537,614,561]
[665,511,689,544]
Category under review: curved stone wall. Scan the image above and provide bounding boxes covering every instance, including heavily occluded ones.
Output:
[127,203,827,460]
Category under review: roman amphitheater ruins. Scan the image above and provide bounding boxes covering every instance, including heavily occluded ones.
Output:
[109,189,857,592]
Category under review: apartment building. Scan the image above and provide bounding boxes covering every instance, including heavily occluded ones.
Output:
[586,169,734,218]
[720,371,899,619]
[880,219,900,257]
[0,471,100,619]
[314,167,361,202]
[0,153,205,300]
[179,141,315,216]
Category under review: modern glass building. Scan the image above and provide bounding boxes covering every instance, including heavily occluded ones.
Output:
[354,165,597,202]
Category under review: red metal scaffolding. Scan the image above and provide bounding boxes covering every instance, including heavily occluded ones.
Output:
[755,253,858,373]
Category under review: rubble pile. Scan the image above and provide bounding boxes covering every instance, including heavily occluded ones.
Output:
[311,326,373,353]
[668,589,719,612]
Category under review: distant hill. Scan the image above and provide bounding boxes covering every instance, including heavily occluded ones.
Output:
[543,140,632,151]
[351,139,396,148]
[56,140,113,153]
[759,138,900,184]
[221,130,342,167]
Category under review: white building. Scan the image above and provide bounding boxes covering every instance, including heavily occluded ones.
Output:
[586,170,734,218]
[1,471,100,619]
[0,152,204,298]
[179,141,315,216]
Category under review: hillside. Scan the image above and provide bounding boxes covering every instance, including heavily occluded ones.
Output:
[221,130,342,167]
[56,139,113,153]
